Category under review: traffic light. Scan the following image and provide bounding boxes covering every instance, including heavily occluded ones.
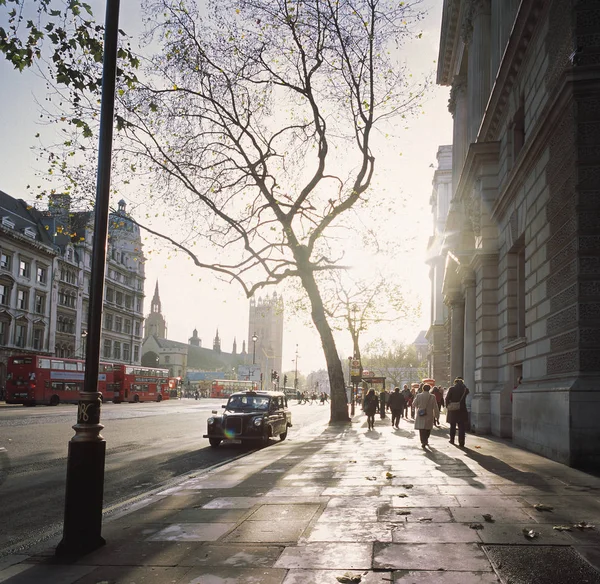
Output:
[271,370,277,381]
[283,374,288,387]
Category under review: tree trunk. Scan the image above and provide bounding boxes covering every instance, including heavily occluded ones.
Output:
[298,266,350,423]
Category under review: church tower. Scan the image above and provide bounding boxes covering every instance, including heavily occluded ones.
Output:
[248,292,284,380]
[213,329,221,353]
[144,280,167,339]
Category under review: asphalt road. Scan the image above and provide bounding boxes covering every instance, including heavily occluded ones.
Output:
[0,397,330,556]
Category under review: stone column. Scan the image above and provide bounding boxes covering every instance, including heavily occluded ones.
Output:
[449,293,465,381]
[466,0,492,143]
[462,272,476,396]
[449,76,468,194]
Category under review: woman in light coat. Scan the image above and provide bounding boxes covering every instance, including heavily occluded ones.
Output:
[412,384,439,448]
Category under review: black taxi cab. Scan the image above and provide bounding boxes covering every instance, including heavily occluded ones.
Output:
[203,390,292,447]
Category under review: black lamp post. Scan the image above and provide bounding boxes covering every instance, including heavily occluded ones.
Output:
[55,0,121,558]
[252,332,257,365]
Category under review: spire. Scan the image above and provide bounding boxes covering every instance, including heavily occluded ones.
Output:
[232,336,237,355]
[213,328,221,353]
[151,280,161,314]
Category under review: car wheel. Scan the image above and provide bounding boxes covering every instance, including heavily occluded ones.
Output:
[209,438,222,448]
[49,395,60,406]
[279,429,288,441]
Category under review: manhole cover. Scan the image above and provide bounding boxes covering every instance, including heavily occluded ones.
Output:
[484,545,600,584]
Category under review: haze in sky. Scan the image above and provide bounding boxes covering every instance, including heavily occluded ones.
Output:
[0,1,452,374]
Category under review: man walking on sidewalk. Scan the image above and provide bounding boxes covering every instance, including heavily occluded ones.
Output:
[387,387,405,429]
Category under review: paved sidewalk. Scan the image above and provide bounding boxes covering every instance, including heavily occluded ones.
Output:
[2,412,600,583]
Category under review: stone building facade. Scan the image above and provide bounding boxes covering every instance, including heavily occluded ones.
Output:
[0,190,146,389]
[436,0,600,468]
[426,145,453,387]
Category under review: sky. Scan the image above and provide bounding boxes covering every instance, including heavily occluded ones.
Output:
[0,0,453,375]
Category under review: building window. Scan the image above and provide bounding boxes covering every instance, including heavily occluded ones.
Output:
[115,291,123,305]
[134,321,140,336]
[124,319,131,334]
[136,298,142,312]
[0,253,11,271]
[104,313,113,331]
[0,283,10,305]
[125,295,132,309]
[113,341,121,360]
[15,323,27,347]
[36,266,47,284]
[103,339,112,359]
[133,345,139,362]
[517,247,526,338]
[165,356,170,364]
[17,289,28,310]
[105,287,114,302]
[115,316,122,333]
[123,343,130,362]
[0,320,9,345]
[35,293,46,314]
[33,328,44,350]
[19,259,30,278]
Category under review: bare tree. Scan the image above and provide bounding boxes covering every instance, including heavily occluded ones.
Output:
[3,0,428,422]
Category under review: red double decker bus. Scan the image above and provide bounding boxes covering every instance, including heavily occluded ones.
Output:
[112,364,170,403]
[5,355,117,406]
[210,379,258,399]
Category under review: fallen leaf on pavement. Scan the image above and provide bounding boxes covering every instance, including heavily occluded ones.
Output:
[396,511,411,516]
[365,476,377,481]
[385,472,395,479]
[474,445,481,449]
[523,528,540,539]
[482,514,494,523]
[553,525,572,532]
[396,493,408,498]
[573,521,596,529]
[402,484,414,489]
[336,573,362,584]
[418,517,433,522]
[533,503,554,512]
[469,523,484,530]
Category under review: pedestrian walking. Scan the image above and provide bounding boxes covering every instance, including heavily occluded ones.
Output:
[446,377,469,447]
[401,385,411,418]
[387,387,406,429]
[412,384,439,448]
[363,388,378,430]
[379,387,389,419]
[431,386,444,426]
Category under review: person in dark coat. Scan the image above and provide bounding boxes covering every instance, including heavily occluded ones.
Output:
[387,387,406,429]
[379,388,389,419]
[445,377,469,446]
[363,388,378,430]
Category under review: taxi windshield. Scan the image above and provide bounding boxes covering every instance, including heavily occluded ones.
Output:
[226,395,270,411]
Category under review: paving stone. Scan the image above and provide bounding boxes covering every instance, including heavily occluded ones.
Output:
[179,544,284,567]
[179,566,287,583]
[391,522,480,543]
[437,485,504,495]
[475,523,576,545]
[391,495,458,508]
[67,565,191,584]
[76,541,203,566]
[450,507,534,524]
[248,504,321,521]
[306,521,392,542]
[379,507,454,523]
[152,493,214,509]
[146,523,236,542]
[455,495,528,507]
[202,497,260,509]
[275,543,373,570]
[321,486,381,496]
[169,508,250,523]
[282,569,392,584]
[393,570,500,583]
[223,520,309,543]
[327,497,391,508]
[0,564,95,584]
[265,487,326,497]
[373,543,492,571]
[319,507,379,522]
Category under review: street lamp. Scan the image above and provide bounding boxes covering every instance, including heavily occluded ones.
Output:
[294,345,299,391]
[252,332,258,365]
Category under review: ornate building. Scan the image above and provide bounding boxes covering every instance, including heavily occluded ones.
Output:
[436,0,600,467]
[426,146,453,387]
[248,292,284,382]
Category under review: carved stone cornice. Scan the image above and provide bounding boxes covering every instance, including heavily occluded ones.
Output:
[454,141,500,206]
[460,0,474,45]
[465,185,482,237]
[448,75,467,115]
[437,0,464,86]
